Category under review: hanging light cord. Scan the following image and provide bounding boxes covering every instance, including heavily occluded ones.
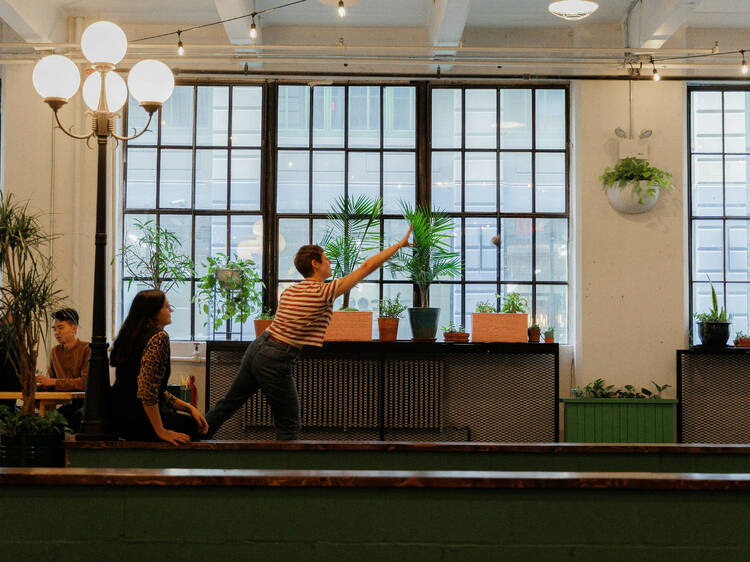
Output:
[131,0,308,43]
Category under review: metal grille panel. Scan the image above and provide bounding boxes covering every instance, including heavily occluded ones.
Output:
[680,352,750,443]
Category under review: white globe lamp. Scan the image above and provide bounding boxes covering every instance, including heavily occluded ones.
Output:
[81,21,128,67]
[128,59,175,114]
[548,0,599,21]
[82,70,128,113]
[32,55,81,110]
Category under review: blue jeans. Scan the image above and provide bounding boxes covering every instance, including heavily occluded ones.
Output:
[205,331,302,440]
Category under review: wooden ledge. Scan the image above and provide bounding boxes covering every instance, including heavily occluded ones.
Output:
[63,439,750,455]
[3,467,750,490]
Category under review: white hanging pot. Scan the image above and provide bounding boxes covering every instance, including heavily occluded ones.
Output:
[605,180,659,214]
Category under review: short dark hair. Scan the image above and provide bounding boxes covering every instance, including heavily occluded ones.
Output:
[294,245,324,278]
[53,308,79,326]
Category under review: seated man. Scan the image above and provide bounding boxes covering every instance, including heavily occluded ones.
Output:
[36,308,89,432]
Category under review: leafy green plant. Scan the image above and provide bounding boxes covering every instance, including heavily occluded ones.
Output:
[195,253,264,332]
[441,321,465,333]
[475,301,496,313]
[736,331,747,340]
[387,202,462,308]
[501,292,529,314]
[379,294,408,319]
[0,405,69,438]
[320,195,382,309]
[0,193,64,416]
[256,308,275,321]
[529,323,540,330]
[599,157,675,205]
[544,327,555,337]
[694,276,730,323]
[115,218,194,293]
[571,379,672,400]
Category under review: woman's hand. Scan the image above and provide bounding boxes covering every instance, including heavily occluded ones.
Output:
[156,428,191,446]
[189,405,209,435]
[399,224,414,248]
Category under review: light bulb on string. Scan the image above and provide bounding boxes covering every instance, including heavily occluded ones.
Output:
[742,50,748,75]
[651,58,660,81]
[177,31,184,56]
[250,17,257,39]
[338,0,346,17]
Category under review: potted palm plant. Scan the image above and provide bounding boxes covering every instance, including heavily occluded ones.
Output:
[694,276,731,348]
[387,203,461,341]
[320,195,382,342]
[600,157,675,214]
[195,253,264,339]
[377,293,407,342]
[472,292,529,343]
[0,193,67,466]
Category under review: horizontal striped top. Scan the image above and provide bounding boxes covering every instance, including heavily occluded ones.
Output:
[268,279,340,347]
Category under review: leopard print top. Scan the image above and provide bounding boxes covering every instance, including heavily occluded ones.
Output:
[136,330,177,407]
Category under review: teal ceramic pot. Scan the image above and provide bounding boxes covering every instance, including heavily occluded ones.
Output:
[408,307,440,341]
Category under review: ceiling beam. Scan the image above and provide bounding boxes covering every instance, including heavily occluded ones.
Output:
[0,0,64,43]
[214,0,258,45]
[627,0,699,49]
[429,0,471,48]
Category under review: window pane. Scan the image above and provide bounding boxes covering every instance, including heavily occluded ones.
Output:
[536,152,566,213]
[196,86,228,146]
[231,86,262,146]
[384,218,410,280]
[383,153,415,214]
[195,215,227,277]
[122,213,154,281]
[536,218,568,282]
[278,219,308,280]
[230,149,260,210]
[691,91,722,153]
[499,283,532,314]
[727,283,750,340]
[535,89,565,149]
[692,154,723,216]
[382,284,413,339]
[465,89,496,149]
[231,215,263,274]
[726,155,750,216]
[465,217,497,281]
[724,91,750,153]
[349,86,380,148]
[384,87,415,148]
[692,219,724,280]
[159,215,193,266]
[432,89,462,149]
[430,284,461,339]
[126,148,156,208]
[536,284,568,344]
[465,152,496,212]
[164,282,191,340]
[348,152,380,202]
[500,89,531,149]
[439,218,462,281]
[127,95,157,145]
[195,149,227,210]
[431,151,461,212]
[312,151,344,213]
[313,86,344,148]
[159,149,192,209]
[501,218,532,282]
[466,284,498,334]
[500,152,532,213]
[692,282,725,345]
[727,220,750,282]
[277,151,309,213]
[278,85,309,147]
[161,85,194,145]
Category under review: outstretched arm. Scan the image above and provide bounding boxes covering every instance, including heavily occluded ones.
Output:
[335,225,413,298]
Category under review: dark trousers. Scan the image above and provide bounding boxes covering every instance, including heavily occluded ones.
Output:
[205,331,302,440]
[115,406,201,441]
[58,399,83,433]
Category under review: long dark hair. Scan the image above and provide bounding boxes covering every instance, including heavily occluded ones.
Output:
[110,290,166,367]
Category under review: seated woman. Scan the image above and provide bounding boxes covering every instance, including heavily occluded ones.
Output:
[110,290,208,444]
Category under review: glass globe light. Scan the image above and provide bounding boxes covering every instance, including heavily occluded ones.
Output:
[82,71,128,112]
[81,21,128,66]
[32,55,80,101]
[127,60,174,109]
[548,0,598,21]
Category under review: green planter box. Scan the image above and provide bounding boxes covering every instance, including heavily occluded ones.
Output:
[561,398,678,443]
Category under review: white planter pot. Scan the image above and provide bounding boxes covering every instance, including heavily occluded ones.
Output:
[606,180,659,214]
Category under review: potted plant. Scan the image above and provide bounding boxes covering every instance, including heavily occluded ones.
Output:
[472,292,529,343]
[544,327,555,343]
[694,277,731,348]
[734,331,750,348]
[320,195,382,342]
[0,193,66,466]
[195,253,264,339]
[528,323,541,343]
[378,293,407,342]
[254,308,275,337]
[600,157,675,214]
[0,406,69,467]
[562,379,677,443]
[387,203,462,341]
[115,218,194,292]
[441,321,469,343]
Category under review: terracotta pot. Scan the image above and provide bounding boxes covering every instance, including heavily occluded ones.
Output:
[472,313,528,342]
[735,337,750,348]
[377,318,399,341]
[443,332,469,343]
[254,319,273,336]
[544,335,555,343]
[528,327,541,343]
[324,311,373,341]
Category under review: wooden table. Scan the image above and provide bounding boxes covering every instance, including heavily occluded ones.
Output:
[0,392,85,416]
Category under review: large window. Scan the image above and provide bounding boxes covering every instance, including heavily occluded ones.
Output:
[689,87,750,342]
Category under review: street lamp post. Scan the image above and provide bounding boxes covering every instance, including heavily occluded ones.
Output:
[32,21,174,440]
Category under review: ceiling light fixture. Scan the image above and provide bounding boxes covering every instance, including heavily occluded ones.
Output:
[177,30,184,56]
[742,50,748,75]
[651,57,660,81]
[548,0,598,21]
[338,0,346,17]
[250,16,257,39]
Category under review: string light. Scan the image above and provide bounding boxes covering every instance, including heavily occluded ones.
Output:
[177,31,184,56]
[742,50,748,75]
[250,16,257,39]
[338,0,346,17]
[651,57,660,81]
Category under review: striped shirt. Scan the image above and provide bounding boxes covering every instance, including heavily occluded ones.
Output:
[268,279,340,347]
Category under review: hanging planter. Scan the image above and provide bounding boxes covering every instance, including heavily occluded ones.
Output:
[600,157,674,214]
